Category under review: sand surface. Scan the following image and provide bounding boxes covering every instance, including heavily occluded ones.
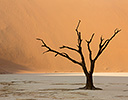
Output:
[0,0,128,73]
[0,73,128,100]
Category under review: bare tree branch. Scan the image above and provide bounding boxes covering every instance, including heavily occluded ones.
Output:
[94,28,121,61]
[37,20,89,75]
[86,33,95,61]
[86,33,95,43]
[76,20,82,48]
[101,39,109,48]
[36,38,81,65]
[75,20,88,75]
[99,36,104,48]
[76,20,81,34]
[43,50,50,54]
[55,53,59,57]
[110,28,121,41]
[59,45,78,52]
[100,28,121,53]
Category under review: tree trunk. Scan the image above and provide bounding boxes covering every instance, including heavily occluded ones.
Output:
[79,73,102,90]
[85,60,97,89]
[85,73,95,89]
[79,63,102,90]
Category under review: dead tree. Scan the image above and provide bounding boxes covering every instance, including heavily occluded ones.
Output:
[37,20,121,90]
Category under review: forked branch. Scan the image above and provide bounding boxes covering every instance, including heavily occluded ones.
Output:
[36,38,81,65]
[94,28,121,61]
[86,29,121,74]
[86,33,95,61]
[76,20,82,48]
[75,20,88,75]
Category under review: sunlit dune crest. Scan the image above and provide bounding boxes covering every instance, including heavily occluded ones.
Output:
[0,0,128,73]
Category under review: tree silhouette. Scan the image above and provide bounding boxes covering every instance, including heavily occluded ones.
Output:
[37,20,121,90]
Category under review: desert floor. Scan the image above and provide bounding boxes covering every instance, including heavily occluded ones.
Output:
[0,73,128,100]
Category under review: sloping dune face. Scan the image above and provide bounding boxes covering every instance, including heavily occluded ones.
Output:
[0,0,128,73]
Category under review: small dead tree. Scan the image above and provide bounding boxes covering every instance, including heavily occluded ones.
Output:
[37,20,121,90]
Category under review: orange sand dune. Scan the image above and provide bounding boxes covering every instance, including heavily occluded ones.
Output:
[0,0,128,73]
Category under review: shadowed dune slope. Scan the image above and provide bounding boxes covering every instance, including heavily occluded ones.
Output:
[0,58,29,74]
[0,0,128,73]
